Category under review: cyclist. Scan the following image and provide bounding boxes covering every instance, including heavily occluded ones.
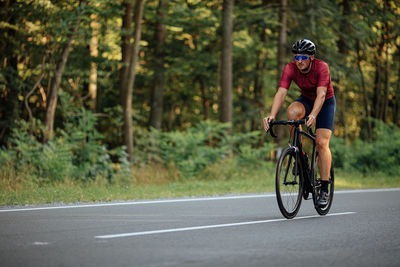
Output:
[263,39,336,207]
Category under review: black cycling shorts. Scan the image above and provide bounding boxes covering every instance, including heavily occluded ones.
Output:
[295,95,336,130]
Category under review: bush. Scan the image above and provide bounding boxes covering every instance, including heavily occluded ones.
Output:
[0,120,74,182]
[149,121,274,176]
[0,94,129,183]
[159,121,230,176]
[331,121,400,175]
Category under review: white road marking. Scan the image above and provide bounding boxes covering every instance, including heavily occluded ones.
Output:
[33,242,49,246]
[95,212,356,239]
[0,188,399,213]
[335,188,400,194]
[0,194,275,212]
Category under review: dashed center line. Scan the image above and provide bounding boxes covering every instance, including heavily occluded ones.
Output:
[33,242,50,246]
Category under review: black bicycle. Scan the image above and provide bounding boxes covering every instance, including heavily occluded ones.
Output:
[266,119,334,219]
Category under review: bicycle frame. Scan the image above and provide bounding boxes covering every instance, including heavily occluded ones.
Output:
[295,126,318,191]
[268,120,318,196]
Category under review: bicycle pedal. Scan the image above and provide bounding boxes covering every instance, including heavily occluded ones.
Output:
[303,190,310,200]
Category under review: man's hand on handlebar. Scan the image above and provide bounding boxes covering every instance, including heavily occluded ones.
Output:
[306,114,316,128]
[263,116,275,132]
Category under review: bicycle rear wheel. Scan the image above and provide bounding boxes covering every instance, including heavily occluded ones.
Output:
[275,147,303,219]
[312,152,334,215]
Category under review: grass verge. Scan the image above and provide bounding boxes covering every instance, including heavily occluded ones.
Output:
[1,161,399,206]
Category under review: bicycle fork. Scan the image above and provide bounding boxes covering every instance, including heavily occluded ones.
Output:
[283,146,299,186]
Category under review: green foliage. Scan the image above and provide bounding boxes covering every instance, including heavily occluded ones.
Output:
[129,120,275,177]
[159,121,230,176]
[224,131,275,167]
[331,120,400,175]
[0,120,75,182]
[61,108,111,181]
[0,93,129,183]
[132,126,163,165]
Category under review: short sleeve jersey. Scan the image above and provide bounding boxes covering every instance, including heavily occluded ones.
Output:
[279,59,334,101]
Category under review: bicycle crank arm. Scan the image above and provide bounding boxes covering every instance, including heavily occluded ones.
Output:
[283,181,298,186]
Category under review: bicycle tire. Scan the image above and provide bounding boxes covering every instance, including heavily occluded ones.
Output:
[275,147,304,219]
[312,152,334,215]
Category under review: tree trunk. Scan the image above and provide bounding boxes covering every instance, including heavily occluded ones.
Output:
[382,43,390,122]
[252,20,268,131]
[372,38,384,120]
[395,45,400,126]
[336,0,350,140]
[382,1,390,122]
[198,77,209,120]
[119,0,135,109]
[89,10,100,111]
[337,0,350,55]
[149,0,167,130]
[0,0,20,146]
[220,0,234,132]
[44,0,87,142]
[277,0,287,79]
[122,0,145,162]
[356,41,372,138]
[276,0,287,155]
[253,58,264,131]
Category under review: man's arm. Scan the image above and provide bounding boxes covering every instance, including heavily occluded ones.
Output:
[263,87,288,131]
[306,86,327,128]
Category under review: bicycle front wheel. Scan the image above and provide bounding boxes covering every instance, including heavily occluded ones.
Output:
[275,147,303,219]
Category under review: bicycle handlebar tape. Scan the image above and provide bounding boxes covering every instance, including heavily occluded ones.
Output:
[269,124,278,138]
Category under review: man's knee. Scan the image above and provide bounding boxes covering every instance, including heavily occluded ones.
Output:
[316,137,329,150]
[287,103,305,120]
[315,129,332,150]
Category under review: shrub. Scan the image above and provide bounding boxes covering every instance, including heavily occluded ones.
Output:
[0,93,129,183]
[159,121,230,176]
[156,121,275,176]
[331,120,400,175]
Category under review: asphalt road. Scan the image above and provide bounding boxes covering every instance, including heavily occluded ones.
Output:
[0,188,399,267]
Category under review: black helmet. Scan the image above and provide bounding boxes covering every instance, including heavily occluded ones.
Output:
[292,39,316,55]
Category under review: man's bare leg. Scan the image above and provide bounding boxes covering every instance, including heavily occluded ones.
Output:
[315,128,332,181]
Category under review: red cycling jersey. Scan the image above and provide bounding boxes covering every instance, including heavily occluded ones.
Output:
[279,59,334,101]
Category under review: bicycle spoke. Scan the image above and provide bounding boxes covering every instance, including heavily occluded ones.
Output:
[283,154,292,184]
[275,148,303,219]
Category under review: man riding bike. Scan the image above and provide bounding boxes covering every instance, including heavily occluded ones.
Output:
[263,39,336,207]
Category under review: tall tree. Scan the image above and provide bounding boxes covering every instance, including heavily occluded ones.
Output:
[356,40,372,138]
[277,0,287,78]
[121,0,146,162]
[0,0,20,145]
[275,0,288,151]
[336,0,352,140]
[372,19,385,121]
[119,0,135,109]
[44,0,87,142]
[381,0,391,122]
[395,42,400,126]
[251,0,270,131]
[220,0,234,131]
[149,0,168,130]
[89,3,100,111]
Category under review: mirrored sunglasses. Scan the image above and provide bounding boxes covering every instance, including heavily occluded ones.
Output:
[294,55,312,61]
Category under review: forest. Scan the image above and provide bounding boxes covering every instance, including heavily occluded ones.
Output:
[1,0,400,187]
